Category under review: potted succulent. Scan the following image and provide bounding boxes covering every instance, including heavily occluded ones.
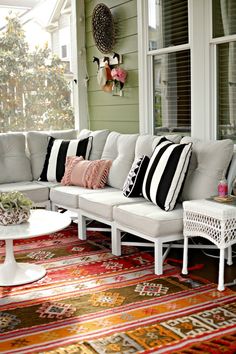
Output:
[0,191,33,226]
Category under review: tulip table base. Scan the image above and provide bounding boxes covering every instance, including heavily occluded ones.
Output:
[0,239,46,286]
[0,210,71,287]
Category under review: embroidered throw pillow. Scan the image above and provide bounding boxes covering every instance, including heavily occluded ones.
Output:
[142,137,192,211]
[123,155,150,197]
[61,156,112,189]
[39,136,92,182]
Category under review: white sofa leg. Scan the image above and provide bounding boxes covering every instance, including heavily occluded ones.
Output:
[51,203,58,212]
[46,201,51,210]
[78,213,87,240]
[112,225,121,256]
[154,240,163,275]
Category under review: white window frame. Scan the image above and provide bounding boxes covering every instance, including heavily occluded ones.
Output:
[137,0,213,140]
[210,32,236,140]
[71,0,88,130]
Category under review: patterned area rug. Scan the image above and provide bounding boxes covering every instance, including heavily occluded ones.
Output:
[0,223,236,354]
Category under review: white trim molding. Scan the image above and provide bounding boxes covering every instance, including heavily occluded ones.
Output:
[189,0,211,139]
[137,0,152,134]
[72,0,88,130]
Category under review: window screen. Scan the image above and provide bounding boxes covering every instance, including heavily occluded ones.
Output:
[217,42,236,141]
[148,0,188,51]
[213,0,236,38]
[153,50,191,135]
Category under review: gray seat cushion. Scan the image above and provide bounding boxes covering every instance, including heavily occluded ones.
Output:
[50,185,115,209]
[0,182,49,203]
[36,181,60,188]
[79,191,144,221]
[113,202,183,238]
[0,133,32,183]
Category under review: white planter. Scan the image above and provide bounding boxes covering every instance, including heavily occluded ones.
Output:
[0,208,30,226]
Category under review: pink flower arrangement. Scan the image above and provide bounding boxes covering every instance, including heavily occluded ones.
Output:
[111,67,127,83]
[111,67,127,90]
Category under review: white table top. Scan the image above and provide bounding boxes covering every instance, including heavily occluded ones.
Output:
[183,199,236,219]
[0,210,71,240]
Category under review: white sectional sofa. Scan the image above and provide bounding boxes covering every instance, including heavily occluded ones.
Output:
[0,130,78,208]
[0,129,235,275]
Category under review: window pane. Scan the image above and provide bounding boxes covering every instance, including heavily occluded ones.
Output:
[217,42,236,141]
[0,4,74,133]
[148,0,188,51]
[153,50,191,135]
[213,0,236,38]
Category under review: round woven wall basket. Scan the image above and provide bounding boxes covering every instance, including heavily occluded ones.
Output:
[92,3,116,54]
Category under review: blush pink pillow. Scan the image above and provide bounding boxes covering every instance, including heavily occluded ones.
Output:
[61,156,112,189]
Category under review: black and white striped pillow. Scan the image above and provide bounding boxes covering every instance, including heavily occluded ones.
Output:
[142,137,192,211]
[39,136,92,182]
[123,155,150,197]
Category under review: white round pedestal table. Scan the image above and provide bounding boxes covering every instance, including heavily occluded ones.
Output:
[0,210,71,286]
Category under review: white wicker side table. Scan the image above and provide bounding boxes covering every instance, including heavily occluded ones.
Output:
[182,199,236,291]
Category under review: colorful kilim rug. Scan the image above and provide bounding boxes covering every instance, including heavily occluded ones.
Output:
[0,223,236,354]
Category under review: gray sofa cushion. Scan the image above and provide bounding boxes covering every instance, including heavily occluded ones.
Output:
[101,132,138,189]
[181,137,234,200]
[0,182,49,203]
[113,202,183,238]
[135,134,182,158]
[79,191,144,221]
[226,151,236,194]
[27,130,77,180]
[50,185,115,209]
[78,129,110,160]
[0,133,32,183]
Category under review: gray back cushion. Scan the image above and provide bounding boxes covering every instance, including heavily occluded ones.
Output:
[101,132,138,189]
[0,133,32,183]
[135,134,182,158]
[181,137,234,200]
[227,151,236,194]
[78,129,110,160]
[27,130,77,180]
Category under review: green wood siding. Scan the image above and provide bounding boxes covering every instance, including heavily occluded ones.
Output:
[85,0,139,133]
